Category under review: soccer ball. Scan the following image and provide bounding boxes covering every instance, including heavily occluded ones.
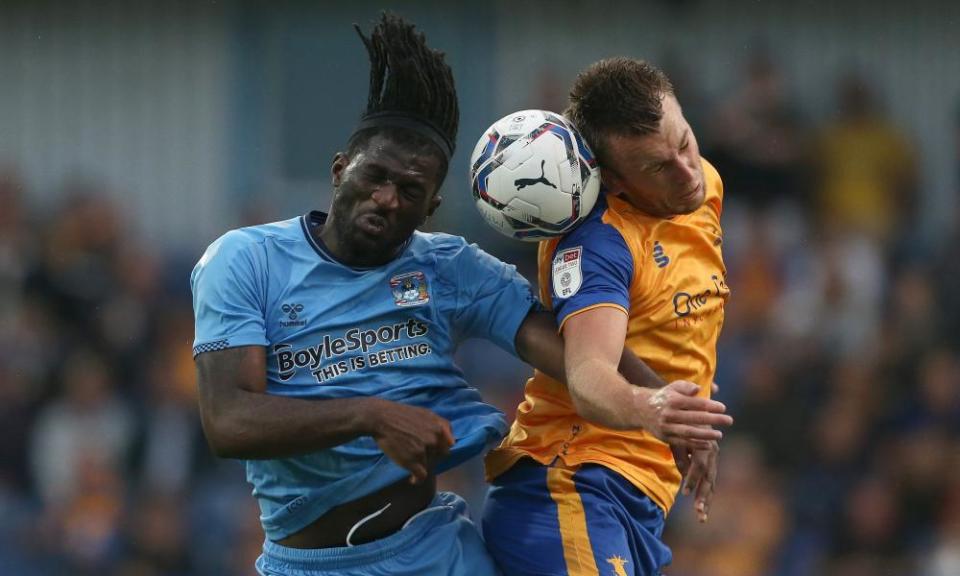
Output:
[469,109,600,241]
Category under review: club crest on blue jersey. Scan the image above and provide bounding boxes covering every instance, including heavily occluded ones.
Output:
[390,271,430,307]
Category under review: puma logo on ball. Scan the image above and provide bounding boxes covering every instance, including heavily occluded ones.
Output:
[514,160,557,191]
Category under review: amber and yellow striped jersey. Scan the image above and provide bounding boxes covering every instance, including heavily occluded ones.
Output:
[486,159,729,513]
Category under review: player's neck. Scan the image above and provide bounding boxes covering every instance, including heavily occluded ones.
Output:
[314,221,403,268]
[610,190,673,220]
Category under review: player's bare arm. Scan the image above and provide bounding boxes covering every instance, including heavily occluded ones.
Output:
[515,309,657,384]
[514,310,567,382]
[562,307,732,449]
[516,308,667,389]
[195,345,452,482]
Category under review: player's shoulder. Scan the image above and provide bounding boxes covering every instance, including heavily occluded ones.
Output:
[412,231,514,282]
[696,157,724,222]
[214,216,300,245]
[236,216,305,245]
[560,194,630,253]
[701,157,724,203]
[409,230,472,261]
[197,216,301,268]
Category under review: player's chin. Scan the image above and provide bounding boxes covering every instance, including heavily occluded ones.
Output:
[355,229,407,255]
[674,186,705,214]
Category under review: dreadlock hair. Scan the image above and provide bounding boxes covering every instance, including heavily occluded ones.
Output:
[564,57,673,167]
[348,13,459,183]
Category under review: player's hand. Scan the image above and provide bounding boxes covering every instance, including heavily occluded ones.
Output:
[367,399,455,484]
[673,440,719,523]
[640,381,732,450]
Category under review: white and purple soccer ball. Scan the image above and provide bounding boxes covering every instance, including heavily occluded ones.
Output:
[469,109,600,241]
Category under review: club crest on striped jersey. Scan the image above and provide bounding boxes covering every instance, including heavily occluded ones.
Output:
[552,246,583,299]
[390,271,430,307]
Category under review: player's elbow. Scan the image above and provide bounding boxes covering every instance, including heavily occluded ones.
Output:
[567,382,601,423]
[204,429,243,459]
[570,388,593,420]
[568,389,609,428]
[200,416,237,458]
[199,405,254,459]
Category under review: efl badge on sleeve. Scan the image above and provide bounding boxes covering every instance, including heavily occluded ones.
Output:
[552,246,583,299]
[390,271,430,307]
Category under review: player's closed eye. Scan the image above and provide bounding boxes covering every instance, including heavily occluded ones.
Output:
[401,186,425,201]
[362,166,389,184]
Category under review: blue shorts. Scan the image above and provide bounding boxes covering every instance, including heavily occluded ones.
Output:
[257,491,500,576]
[482,460,672,576]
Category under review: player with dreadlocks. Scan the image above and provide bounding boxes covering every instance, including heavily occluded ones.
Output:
[191,13,730,576]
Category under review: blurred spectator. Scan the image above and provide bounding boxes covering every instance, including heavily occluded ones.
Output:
[120,491,191,575]
[824,475,912,575]
[707,47,809,212]
[925,470,960,576]
[724,218,782,331]
[934,103,960,347]
[129,351,207,496]
[29,349,134,506]
[889,348,960,433]
[25,182,124,341]
[776,232,885,358]
[813,72,917,245]
[660,49,710,134]
[668,436,787,576]
[730,350,810,471]
[885,426,954,543]
[0,367,41,494]
[0,169,35,320]
[44,456,126,575]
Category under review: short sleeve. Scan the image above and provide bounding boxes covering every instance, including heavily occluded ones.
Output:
[446,242,539,356]
[190,230,270,357]
[550,218,633,331]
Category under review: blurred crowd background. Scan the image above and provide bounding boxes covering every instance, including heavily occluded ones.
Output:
[2,1,959,575]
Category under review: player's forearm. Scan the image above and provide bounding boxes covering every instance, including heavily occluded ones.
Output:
[567,358,650,430]
[517,311,665,389]
[515,310,566,382]
[618,348,667,389]
[202,391,382,459]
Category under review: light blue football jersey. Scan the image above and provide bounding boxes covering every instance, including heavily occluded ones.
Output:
[191,211,537,541]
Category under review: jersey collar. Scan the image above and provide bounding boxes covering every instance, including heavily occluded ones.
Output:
[300,211,414,270]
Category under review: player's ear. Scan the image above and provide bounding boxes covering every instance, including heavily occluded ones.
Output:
[331,152,347,188]
[427,193,442,218]
[599,166,621,191]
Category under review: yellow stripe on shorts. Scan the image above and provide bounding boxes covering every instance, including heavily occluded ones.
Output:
[547,466,599,576]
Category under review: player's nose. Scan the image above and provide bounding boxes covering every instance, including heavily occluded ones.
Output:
[675,160,697,188]
[370,181,400,210]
